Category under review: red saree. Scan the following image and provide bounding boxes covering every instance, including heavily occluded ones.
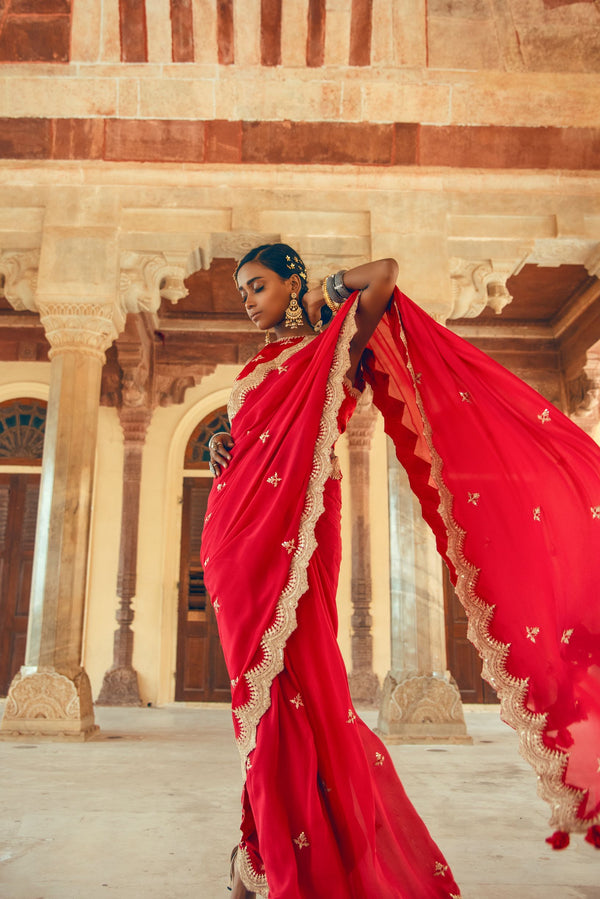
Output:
[202,288,600,897]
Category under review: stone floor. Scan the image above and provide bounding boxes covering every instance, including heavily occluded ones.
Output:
[0,702,598,899]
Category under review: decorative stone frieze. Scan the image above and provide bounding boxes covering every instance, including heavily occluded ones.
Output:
[521,238,600,271]
[120,251,187,312]
[0,250,40,312]
[38,301,125,362]
[199,232,280,270]
[449,258,515,320]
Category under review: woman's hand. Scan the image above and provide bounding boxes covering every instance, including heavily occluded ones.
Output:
[302,285,328,331]
[208,432,235,477]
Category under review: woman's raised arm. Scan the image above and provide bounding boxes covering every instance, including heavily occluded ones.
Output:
[303,258,399,384]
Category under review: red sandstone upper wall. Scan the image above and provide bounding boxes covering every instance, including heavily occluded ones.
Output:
[0,0,598,72]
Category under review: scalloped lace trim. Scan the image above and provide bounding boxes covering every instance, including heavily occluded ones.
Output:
[402,336,591,833]
[238,843,269,897]
[231,303,358,785]
[228,337,313,422]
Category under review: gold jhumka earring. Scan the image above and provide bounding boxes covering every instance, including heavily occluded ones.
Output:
[284,291,304,329]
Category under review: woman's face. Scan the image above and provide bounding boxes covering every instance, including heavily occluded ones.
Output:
[236,260,293,331]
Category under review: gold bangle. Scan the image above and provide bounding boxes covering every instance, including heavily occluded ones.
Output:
[321,277,340,315]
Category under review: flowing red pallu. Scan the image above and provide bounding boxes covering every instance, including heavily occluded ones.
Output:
[202,289,600,898]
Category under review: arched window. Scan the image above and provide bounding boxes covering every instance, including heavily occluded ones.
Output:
[184,406,230,470]
[0,399,46,465]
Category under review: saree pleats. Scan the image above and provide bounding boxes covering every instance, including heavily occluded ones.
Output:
[240,480,460,899]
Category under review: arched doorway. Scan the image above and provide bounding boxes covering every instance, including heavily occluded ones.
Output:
[0,398,46,695]
[175,405,231,702]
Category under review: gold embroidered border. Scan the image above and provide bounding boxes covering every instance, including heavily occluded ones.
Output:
[402,337,594,833]
[228,337,313,422]
[238,843,269,898]
[231,304,358,779]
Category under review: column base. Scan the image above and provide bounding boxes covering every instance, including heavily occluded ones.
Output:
[0,667,99,741]
[376,670,472,744]
[348,670,381,707]
[96,666,142,706]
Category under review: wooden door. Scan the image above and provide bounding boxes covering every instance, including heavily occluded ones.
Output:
[175,478,231,702]
[443,564,498,704]
[0,474,39,695]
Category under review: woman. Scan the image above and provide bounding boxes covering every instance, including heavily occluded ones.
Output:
[203,244,600,898]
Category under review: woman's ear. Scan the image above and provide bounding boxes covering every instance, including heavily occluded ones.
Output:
[288,273,302,294]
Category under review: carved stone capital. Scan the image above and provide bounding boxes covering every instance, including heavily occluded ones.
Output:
[38,301,125,361]
[568,341,600,435]
[120,251,187,313]
[449,258,515,320]
[0,667,98,740]
[0,249,40,312]
[377,670,472,744]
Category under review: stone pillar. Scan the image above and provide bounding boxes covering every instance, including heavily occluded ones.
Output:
[97,331,152,706]
[1,187,123,740]
[0,302,123,739]
[377,443,471,743]
[346,391,380,706]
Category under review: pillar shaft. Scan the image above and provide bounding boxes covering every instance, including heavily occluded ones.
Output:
[346,394,379,706]
[378,442,471,744]
[1,299,123,740]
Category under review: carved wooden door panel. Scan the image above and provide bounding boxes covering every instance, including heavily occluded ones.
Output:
[0,474,39,695]
[443,564,499,704]
[175,478,231,702]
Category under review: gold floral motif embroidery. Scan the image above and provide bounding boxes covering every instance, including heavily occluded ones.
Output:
[246,756,253,771]
[460,391,471,403]
[203,556,209,567]
[232,302,359,780]
[526,626,540,643]
[277,364,288,374]
[592,506,600,519]
[294,832,310,849]
[375,752,385,766]
[267,473,282,487]
[347,709,357,724]
[414,372,422,383]
[533,507,541,521]
[467,492,480,506]
[561,628,574,644]
[213,597,220,613]
[434,862,449,877]
[538,408,551,424]
[329,452,342,480]
[217,482,226,491]
[282,539,296,554]
[290,693,304,709]
[231,677,239,687]
[259,430,270,443]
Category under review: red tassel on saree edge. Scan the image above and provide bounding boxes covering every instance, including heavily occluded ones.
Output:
[546,831,570,850]
[584,826,600,848]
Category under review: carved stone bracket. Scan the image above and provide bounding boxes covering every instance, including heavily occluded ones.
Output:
[0,667,98,740]
[449,258,516,320]
[120,251,187,313]
[0,249,40,312]
[38,301,125,362]
[377,670,472,744]
[568,340,600,435]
